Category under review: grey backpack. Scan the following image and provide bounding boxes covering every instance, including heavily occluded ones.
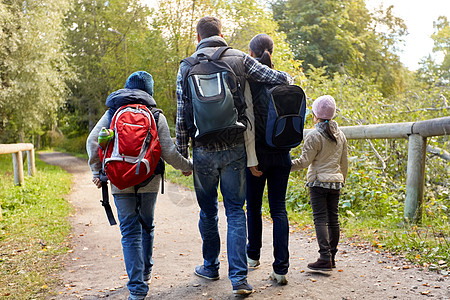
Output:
[181,46,247,146]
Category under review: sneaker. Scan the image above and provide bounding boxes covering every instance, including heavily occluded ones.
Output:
[232,281,254,295]
[143,272,152,283]
[247,255,260,268]
[194,265,219,280]
[307,258,332,271]
[270,271,288,285]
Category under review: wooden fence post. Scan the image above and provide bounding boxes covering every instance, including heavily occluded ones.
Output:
[404,134,427,223]
[12,151,24,186]
[26,149,36,176]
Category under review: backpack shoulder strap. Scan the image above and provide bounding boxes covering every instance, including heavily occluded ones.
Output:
[211,46,232,61]
[150,108,162,128]
[181,56,198,66]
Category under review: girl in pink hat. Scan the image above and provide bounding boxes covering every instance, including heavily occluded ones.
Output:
[291,95,348,271]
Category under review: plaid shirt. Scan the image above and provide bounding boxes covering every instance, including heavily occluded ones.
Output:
[176,51,293,158]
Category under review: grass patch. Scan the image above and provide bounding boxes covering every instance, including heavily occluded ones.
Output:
[165,164,194,191]
[340,215,450,274]
[0,153,73,298]
[165,163,224,202]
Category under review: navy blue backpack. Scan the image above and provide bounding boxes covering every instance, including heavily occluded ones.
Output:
[262,84,306,149]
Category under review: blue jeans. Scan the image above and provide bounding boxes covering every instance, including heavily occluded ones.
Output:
[246,151,291,275]
[114,192,157,300]
[193,144,248,286]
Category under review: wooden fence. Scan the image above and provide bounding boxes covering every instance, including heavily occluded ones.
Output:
[0,143,36,185]
[304,116,450,223]
[0,143,36,220]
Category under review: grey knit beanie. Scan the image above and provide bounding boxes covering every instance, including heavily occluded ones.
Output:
[125,71,154,96]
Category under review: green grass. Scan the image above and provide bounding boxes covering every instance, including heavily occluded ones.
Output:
[340,215,449,274]
[165,164,195,190]
[0,153,73,299]
[165,163,224,201]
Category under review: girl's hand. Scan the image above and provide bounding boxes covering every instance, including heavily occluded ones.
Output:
[249,166,263,177]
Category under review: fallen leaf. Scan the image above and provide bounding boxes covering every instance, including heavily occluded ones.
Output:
[309,278,316,282]
[338,269,343,272]
[421,290,430,295]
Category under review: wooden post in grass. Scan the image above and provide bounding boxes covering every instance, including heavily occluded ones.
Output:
[0,143,36,219]
[26,149,36,176]
[404,134,427,223]
[0,143,35,186]
[12,150,24,186]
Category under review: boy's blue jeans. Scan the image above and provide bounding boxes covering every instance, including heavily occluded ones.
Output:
[193,144,248,287]
[114,192,157,300]
[246,151,291,275]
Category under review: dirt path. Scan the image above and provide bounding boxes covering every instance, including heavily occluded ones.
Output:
[40,152,449,300]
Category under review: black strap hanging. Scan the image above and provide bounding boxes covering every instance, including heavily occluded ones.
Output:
[100,171,117,226]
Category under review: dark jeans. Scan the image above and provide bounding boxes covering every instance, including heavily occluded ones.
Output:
[309,186,340,261]
[246,151,291,275]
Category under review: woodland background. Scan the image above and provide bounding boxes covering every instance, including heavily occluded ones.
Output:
[0,0,449,270]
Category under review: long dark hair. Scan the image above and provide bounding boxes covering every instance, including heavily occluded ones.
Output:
[249,33,274,68]
[323,120,337,143]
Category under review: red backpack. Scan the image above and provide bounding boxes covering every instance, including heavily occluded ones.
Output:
[99,104,162,190]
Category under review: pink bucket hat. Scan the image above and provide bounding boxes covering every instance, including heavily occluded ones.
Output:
[311,95,336,120]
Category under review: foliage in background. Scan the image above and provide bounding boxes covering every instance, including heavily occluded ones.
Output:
[272,0,410,97]
[63,0,155,137]
[0,0,74,144]
[0,154,73,298]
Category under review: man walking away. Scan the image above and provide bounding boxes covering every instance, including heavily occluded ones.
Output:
[176,16,292,295]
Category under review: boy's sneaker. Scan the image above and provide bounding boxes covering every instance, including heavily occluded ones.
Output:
[194,265,219,280]
[247,255,260,268]
[143,273,152,283]
[232,281,254,295]
[307,258,332,271]
[270,271,288,285]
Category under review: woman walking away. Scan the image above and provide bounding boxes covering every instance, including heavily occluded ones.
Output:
[245,33,291,285]
[291,95,348,271]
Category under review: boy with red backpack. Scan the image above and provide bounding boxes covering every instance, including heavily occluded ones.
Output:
[87,71,192,300]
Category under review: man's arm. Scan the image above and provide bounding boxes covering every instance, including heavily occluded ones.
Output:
[175,67,190,158]
[243,54,293,85]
